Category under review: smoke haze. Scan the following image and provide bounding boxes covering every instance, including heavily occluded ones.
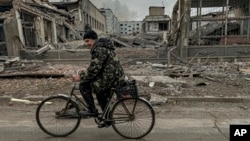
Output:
[90,0,176,21]
[90,0,137,21]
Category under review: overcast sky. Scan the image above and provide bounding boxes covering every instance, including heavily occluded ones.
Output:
[90,0,177,21]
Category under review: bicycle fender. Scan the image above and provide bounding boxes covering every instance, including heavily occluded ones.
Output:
[58,93,70,98]
[138,97,153,106]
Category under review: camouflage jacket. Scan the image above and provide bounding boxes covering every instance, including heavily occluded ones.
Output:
[81,38,124,93]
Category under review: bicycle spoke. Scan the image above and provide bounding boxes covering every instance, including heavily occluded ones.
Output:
[36,96,81,137]
[111,98,155,139]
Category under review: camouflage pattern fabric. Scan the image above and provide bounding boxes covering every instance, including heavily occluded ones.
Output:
[80,38,125,93]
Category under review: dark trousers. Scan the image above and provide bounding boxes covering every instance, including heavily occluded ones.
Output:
[79,82,110,111]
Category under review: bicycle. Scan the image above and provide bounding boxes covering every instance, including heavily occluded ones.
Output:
[36,78,155,139]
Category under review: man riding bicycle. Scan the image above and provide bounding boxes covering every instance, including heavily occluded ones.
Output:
[72,29,125,127]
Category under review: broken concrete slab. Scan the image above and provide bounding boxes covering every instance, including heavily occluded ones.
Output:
[35,44,52,55]
[5,57,20,63]
[150,93,168,105]
[112,38,131,47]
[152,63,167,68]
[63,21,82,40]
[131,76,186,85]
[58,40,85,49]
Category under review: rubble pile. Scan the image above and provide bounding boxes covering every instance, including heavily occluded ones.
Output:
[1,59,250,105]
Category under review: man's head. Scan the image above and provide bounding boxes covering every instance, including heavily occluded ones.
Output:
[83,30,98,49]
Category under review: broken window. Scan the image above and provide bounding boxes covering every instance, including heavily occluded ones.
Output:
[0,21,4,42]
[43,19,53,44]
[159,22,168,31]
[0,20,7,56]
[20,11,37,48]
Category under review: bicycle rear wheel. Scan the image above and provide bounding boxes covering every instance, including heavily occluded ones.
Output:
[36,96,81,137]
[111,98,155,139]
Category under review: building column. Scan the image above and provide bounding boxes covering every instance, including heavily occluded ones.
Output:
[15,10,25,46]
[180,0,191,58]
[35,16,45,46]
[51,19,57,45]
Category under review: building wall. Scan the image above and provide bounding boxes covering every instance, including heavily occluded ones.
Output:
[83,0,105,34]
[49,0,106,35]
[143,15,171,34]
[119,21,142,36]
[99,8,120,34]
[149,6,165,16]
[142,7,171,34]
[4,16,21,57]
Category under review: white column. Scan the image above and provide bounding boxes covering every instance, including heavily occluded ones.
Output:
[15,10,25,46]
[52,19,57,44]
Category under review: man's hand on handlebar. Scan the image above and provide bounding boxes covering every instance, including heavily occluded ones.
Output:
[72,75,81,82]
[72,68,86,82]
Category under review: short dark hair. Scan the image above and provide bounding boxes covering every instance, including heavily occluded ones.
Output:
[83,30,98,40]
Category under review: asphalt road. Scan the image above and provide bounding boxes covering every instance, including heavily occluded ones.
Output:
[0,101,250,141]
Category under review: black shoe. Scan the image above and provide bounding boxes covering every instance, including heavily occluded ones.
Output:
[79,109,98,117]
[97,121,112,128]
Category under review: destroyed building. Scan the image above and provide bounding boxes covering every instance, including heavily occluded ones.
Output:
[50,0,105,36]
[142,6,171,34]
[119,21,142,36]
[99,8,120,35]
[0,0,105,60]
[170,0,250,61]
[3,0,249,64]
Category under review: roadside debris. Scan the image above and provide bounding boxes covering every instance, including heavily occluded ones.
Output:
[11,98,40,105]
[10,98,52,105]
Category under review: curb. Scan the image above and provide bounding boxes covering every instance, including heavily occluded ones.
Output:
[167,96,250,103]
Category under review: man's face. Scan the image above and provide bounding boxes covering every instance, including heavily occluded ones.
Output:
[84,39,95,49]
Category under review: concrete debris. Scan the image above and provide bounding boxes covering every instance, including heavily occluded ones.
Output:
[5,57,20,63]
[136,61,143,65]
[10,98,41,105]
[10,98,52,105]
[149,82,155,87]
[35,44,52,55]
[131,76,186,86]
[245,78,250,81]
[150,94,168,106]
[111,38,131,47]
[0,62,4,72]
[0,61,250,105]
[152,63,167,68]
[63,21,82,40]
[239,68,250,75]
[58,40,85,49]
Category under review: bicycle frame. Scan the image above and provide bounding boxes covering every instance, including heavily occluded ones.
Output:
[58,81,116,121]
[58,81,141,125]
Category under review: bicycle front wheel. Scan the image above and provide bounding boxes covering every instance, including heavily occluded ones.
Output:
[36,96,81,137]
[111,98,155,139]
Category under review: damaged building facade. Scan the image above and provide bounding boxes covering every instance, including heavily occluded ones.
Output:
[99,8,120,35]
[142,6,171,34]
[0,0,105,59]
[120,21,142,36]
[171,0,250,60]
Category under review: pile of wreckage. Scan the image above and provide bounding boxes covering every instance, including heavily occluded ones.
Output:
[0,0,168,73]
